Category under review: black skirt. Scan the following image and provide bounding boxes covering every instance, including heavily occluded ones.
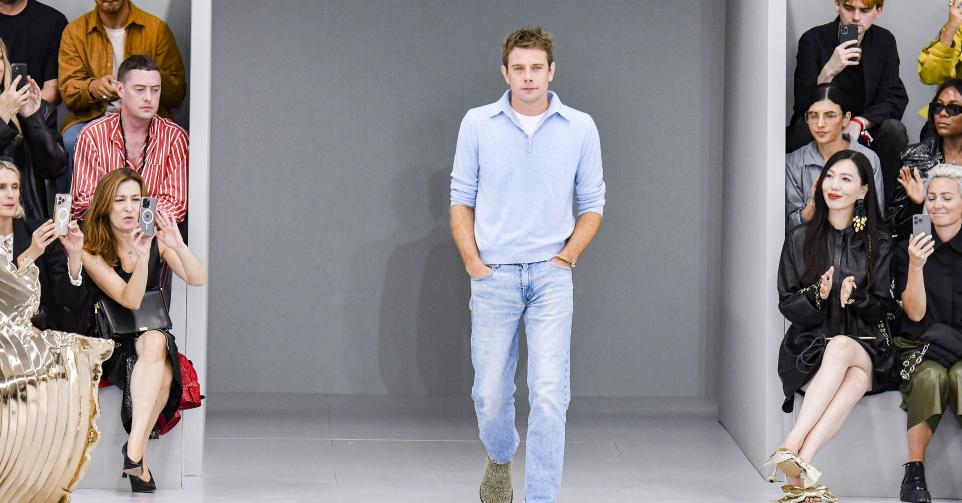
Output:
[778,329,900,413]
[101,329,183,438]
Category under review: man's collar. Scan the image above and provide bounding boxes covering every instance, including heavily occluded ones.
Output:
[86,1,147,34]
[489,90,571,121]
[108,111,159,144]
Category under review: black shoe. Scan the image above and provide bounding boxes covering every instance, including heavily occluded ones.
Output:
[127,468,156,493]
[900,461,932,503]
[121,442,144,479]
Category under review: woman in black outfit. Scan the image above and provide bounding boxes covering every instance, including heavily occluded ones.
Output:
[0,159,86,332]
[889,79,962,239]
[82,169,205,493]
[0,39,66,220]
[767,150,899,503]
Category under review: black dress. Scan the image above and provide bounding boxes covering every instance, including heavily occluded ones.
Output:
[777,223,900,412]
[93,240,182,437]
[12,218,88,333]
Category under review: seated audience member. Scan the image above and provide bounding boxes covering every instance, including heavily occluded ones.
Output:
[769,150,898,503]
[787,83,884,230]
[0,159,86,333]
[888,80,962,239]
[58,0,185,194]
[789,0,908,205]
[0,39,66,220]
[0,0,68,104]
[71,55,187,227]
[891,164,962,503]
[918,0,962,141]
[82,168,204,493]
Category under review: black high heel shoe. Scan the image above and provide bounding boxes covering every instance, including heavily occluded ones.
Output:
[121,442,144,478]
[121,442,156,492]
[127,468,156,493]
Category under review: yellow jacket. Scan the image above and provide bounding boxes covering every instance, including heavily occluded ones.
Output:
[919,29,962,85]
[917,28,962,118]
[57,2,186,132]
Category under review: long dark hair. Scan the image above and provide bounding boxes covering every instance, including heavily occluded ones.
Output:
[802,150,886,288]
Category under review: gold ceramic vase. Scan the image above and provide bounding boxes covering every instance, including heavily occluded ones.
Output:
[0,260,114,503]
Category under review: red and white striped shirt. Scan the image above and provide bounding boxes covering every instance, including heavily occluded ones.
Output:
[71,112,189,221]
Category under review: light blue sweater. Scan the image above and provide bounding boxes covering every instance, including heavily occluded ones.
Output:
[450,91,606,265]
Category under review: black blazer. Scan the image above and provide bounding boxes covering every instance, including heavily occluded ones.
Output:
[792,18,908,127]
[12,218,89,332]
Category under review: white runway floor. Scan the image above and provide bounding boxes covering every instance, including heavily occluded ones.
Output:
[70,393,951,502]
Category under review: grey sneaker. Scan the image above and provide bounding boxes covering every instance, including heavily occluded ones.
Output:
[479,457,513,503]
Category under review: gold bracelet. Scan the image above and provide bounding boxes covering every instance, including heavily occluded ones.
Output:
[554,255,575,268]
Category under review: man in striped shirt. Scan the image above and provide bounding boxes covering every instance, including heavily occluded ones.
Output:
[70,54,187,223]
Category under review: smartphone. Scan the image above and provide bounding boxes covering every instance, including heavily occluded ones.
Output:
[10,63,28,91]
[53,193,71,236]
[838,23,859,46]
[139,197,157,237]
[912,214,932,238]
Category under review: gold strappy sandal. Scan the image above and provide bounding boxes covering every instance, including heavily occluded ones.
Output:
[764,448,823,486]
[777,484,838,503]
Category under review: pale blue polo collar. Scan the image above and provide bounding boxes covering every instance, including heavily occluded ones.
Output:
[489,90,572,122]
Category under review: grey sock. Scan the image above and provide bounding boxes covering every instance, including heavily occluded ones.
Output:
[480,457,512,503]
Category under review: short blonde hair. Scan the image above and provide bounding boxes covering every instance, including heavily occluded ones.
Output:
[0,159,24,219]
[928,164,962,198]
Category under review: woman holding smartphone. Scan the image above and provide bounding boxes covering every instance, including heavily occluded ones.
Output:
[0,39,67,220]
[891,164,962,503]
[82,168,205,493]
[769,150,898,503]
[786,83,884,230]
[0,159,86,331]
[889,79,962,239]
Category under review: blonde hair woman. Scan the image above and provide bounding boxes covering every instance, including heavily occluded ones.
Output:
[0,39,66,220]
[0,159,86,332]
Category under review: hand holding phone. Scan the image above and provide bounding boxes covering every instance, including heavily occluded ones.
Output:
[908,216,936,268]
[10,63,28,91]
[53,194,72,236]
[838,23,859,46]
[139,197,157,237]
[912,214,932,239]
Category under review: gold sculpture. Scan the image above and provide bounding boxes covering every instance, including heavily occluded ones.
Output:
[0,259,113,502]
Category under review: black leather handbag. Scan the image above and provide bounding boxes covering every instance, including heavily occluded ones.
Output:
[94,289,171,339]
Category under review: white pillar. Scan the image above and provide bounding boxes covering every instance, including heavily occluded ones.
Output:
[718,0,787,475]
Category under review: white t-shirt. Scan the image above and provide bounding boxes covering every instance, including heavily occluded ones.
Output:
[104,26,126,112]
[516,111,545,137]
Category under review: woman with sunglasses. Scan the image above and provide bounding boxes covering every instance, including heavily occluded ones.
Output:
[787,83,884,231]
[888,79,962,239]
[0,39,67,220]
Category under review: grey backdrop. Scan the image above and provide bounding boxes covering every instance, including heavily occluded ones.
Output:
[207,0,726,399]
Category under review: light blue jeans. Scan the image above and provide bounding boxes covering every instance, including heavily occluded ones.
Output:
[58,120,91,195]
[470,260,573,503]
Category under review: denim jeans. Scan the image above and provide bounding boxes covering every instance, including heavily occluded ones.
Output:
[470,260,573,503]
[58,121,91,194]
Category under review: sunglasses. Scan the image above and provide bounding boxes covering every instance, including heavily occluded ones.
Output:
[930,102,962,117]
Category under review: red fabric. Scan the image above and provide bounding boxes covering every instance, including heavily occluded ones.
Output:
[156,410,181,435]
[178,353,202,410]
